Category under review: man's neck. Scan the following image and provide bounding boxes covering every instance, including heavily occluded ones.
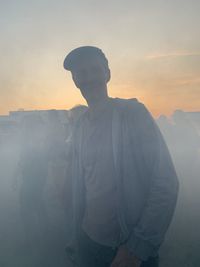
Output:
[87,95,110,110]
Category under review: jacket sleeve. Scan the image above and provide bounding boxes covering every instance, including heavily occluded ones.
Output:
[125,102,179,261]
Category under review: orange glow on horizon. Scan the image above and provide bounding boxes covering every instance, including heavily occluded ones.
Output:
[1,82,199,119]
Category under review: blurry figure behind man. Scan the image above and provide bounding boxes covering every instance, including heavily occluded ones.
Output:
[17,114,49,259]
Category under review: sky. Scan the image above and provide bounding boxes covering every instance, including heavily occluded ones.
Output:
[0,0,199,117]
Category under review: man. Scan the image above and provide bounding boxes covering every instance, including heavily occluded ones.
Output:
[63,46,179,267]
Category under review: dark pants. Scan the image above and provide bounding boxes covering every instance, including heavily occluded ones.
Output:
[77,230,159,267]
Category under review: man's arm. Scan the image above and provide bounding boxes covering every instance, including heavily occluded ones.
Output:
[125,102,179,261]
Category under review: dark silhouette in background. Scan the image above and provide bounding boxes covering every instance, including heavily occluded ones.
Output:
[17,115,49,264]
[156,110,200,266]
[63,46,179,267]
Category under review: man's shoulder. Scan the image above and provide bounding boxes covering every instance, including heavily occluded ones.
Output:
[111,97,147,115]
[111,97,155,130]
[111,97,139,105]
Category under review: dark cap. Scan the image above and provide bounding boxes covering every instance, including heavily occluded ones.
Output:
[63,46,108,71]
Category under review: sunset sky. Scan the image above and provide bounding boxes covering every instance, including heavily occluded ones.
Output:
[0,0,199,118]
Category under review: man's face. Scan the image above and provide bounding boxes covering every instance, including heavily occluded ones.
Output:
[71,57,110,103]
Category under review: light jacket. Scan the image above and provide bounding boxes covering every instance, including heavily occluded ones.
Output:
[67,98,179,261]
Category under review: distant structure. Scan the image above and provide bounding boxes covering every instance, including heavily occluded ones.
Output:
[0,114,17,143]
[0,109,69,144]
[1,109,200,144]
[9,109,69,124]
[185,111,200,133]
[156,111,200,132]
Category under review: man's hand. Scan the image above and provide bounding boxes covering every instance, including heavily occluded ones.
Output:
[110,245,141,267]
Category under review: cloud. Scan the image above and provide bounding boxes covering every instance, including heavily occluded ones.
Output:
[174,77,200,86]
[146,51,200,60]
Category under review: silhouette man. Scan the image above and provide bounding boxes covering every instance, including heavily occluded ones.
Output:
[63,46,179,267]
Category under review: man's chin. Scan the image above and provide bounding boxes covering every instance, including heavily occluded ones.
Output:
[82,85,98,91]
[81,82,103,91]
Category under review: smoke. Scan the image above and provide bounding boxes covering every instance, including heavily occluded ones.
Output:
[0,107,200,266]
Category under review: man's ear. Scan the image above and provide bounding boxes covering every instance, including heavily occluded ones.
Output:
[71,72,80,89]
[106,68,111,83]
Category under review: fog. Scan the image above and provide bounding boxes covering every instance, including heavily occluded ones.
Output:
[0,108,199,267]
